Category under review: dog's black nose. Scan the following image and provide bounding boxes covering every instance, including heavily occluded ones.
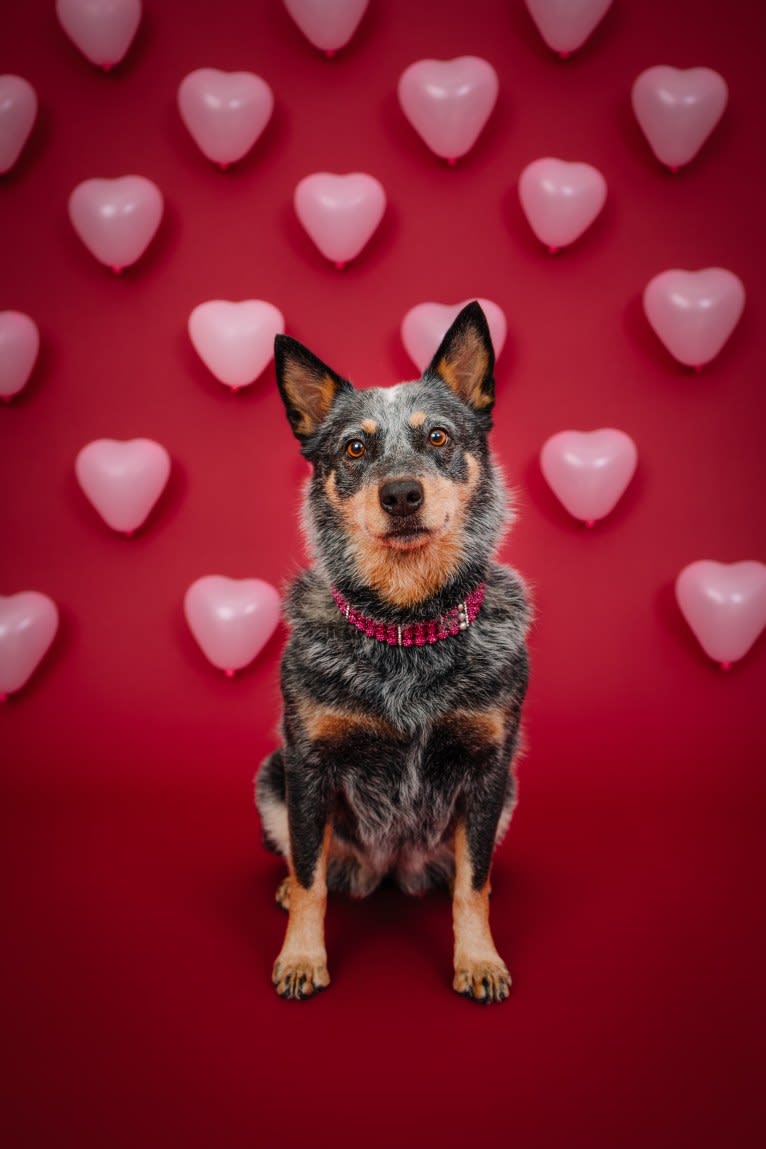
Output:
[379,478,424,518]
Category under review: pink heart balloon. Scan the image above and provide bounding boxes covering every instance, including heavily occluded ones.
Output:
[0,592,59,700]
[518,157,607,252]
[0,312,40,401]
[188,300,284,390]
[56,0,142,70]
[294,172,386,268]
[540,428,638,526]
[178,69,274,169]
[632,66,728,171]
[643,268,745,369]
[282,0,369,55]
[68,176,163,273]
[75,438,171,535]
[676,561,766,669]
[184,576,281,676]
[398,56,499,163]
[524,0,614,56]
[401,299,507,373]
[0,75,37,174]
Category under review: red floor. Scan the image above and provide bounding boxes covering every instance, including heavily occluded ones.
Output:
[2,2,765,1146]
[4,772,764,1148]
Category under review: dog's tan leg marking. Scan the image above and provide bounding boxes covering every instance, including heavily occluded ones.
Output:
[275,875,291,912]
[452,820,511,1004]
[273,825,332,1000]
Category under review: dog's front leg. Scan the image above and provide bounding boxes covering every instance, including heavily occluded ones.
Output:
[452,812,511,1004]
[273,776,332,1000]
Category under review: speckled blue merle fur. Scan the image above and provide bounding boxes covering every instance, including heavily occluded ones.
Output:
[255,302,531,1002]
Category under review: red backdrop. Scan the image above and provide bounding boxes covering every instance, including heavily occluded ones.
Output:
[2,2,765,1147]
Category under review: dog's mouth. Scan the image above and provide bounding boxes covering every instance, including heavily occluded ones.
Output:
[368,515,450,551]
[380,524,432,551]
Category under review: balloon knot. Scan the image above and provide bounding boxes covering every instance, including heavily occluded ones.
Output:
[584,519,596,529]
[334,260,347,271]
[225,668,236,679]
[548,244,560,255]
[720,660,732,672]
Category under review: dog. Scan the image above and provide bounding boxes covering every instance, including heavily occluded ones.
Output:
[255,301,530,1003]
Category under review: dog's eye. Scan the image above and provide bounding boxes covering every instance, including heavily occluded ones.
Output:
[428,428,449,448]
[345,438,366,459]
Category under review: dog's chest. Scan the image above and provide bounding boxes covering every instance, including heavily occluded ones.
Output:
[348,633,471,731]
[336,725,458,851]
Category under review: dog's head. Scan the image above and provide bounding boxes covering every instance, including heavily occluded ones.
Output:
[275,302,511,609]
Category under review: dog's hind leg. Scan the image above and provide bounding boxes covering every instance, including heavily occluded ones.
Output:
[255,750,290,857]
[254,752,294,908]
[274,875,291,911]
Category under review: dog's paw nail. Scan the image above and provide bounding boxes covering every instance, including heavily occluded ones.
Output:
[453,960,511,1004]
[272,956,330,1000]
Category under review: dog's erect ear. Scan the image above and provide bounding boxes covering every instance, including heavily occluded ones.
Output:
[425,301,496,413]
[274,334,353,441]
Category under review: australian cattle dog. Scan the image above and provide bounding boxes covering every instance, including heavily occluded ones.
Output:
[255,302,530,1002]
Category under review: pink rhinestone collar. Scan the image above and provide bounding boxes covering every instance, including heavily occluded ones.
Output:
[331,584,486,647]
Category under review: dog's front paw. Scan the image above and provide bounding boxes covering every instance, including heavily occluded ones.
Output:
[272,953,330,1000]
[453,957,511,1004]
